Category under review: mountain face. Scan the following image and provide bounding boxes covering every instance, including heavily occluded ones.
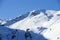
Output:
[0,10,60,40]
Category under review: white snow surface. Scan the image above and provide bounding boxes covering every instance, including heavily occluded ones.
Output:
[0,10,60,40]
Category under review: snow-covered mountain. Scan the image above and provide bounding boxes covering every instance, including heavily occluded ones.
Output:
[0,9,60,40]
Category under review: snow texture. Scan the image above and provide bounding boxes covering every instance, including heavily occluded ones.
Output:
[0,10,60,40]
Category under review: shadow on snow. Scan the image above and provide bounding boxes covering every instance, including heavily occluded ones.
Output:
[0,26,48,40]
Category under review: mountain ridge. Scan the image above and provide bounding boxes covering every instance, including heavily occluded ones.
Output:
[0,9,60,40]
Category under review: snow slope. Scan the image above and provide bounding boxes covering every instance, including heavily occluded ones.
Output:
[0,10,60,40]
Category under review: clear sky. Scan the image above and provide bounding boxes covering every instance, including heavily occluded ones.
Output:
[0,0,60,19]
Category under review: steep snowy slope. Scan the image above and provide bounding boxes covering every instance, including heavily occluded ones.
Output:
[42,18,60,40]
[7,10,60,40]
[8,11,49,32]
[0,10,60,40]
[8,10,58,30]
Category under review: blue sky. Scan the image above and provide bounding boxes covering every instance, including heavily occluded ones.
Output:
[0,0,60,19]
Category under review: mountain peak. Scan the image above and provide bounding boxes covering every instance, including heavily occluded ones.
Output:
[28,9,46,17]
